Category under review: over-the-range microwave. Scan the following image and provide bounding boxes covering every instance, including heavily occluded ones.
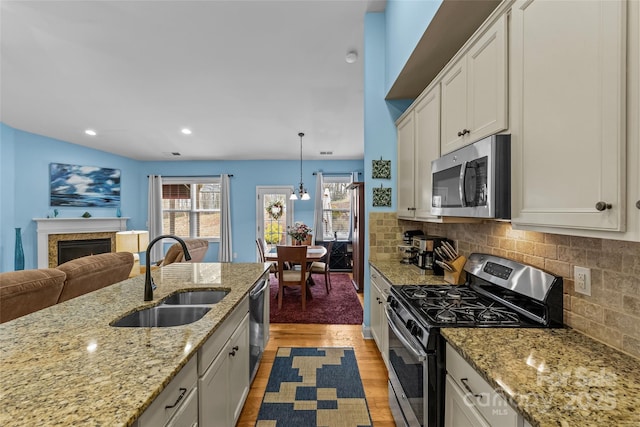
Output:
[431,134,510,219]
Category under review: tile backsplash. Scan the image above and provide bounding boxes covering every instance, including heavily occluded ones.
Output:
[369,212,640,359]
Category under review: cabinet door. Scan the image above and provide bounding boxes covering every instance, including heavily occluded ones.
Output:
[444,376,491,427]
[229,313,250,425]
[370,268,389,367]
[166,387,198,427]
[370,277,383,349]
[199,347,230,427]
[467,14,507,144]
[441,57,468,154]
[397,112,416,218]
[511,0,626,231]
[414,84,441,219]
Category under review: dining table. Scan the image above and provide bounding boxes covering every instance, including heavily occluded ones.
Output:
[264,245,328,287]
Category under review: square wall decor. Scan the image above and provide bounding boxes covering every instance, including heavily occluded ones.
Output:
[372,159,391,179]
[372,186,392,207]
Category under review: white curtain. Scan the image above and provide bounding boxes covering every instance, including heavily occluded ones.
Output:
[147,175,163,263]
[312,172,323,243]
[218,174,233,262]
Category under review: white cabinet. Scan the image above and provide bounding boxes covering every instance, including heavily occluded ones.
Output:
[441,14,507,154]
[370,266,390,367]
[445,343,521,427]
[397,84,441,220]
[510,0,627,232]
[138,357,198,427]
[199,297,250,427]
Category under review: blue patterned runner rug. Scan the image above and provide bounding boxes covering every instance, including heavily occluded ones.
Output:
[255,347,373,427]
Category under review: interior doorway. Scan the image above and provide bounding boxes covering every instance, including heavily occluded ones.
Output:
[256,187,294,260]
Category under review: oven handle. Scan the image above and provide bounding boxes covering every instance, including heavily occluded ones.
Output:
[385,307,428,361]
[459,161,468,207]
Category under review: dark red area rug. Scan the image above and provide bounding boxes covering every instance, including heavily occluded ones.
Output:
[269,273,363,324]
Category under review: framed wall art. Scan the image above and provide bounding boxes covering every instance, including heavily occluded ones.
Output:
[372,185,392,207]
[50,163,121,207]
[372,158,391,179]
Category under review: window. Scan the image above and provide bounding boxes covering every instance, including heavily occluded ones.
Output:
[162,177,221,239]
[320,175,352,241]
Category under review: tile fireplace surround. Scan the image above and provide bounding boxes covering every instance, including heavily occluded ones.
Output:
[33,218,128,268]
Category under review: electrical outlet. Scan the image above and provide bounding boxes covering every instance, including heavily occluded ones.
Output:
[574,266,591,296]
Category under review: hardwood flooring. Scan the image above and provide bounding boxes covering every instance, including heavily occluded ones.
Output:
[237,283,394,426]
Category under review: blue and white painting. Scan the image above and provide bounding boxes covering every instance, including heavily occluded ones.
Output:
[50,163,121,207]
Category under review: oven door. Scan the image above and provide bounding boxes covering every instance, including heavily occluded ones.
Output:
[386,307,431,427]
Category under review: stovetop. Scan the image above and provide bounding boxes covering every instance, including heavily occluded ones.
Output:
[393,284,534,328]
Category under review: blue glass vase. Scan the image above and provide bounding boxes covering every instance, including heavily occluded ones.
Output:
[14,227,25,271]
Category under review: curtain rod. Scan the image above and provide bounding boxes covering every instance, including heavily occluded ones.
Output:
[147,174,233,177]
[312,171,362,176]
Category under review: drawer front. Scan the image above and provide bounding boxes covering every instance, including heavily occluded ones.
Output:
[166,386,198,427]
[445,343,518,426]
[138,356,198,427]
[198,296,249,374]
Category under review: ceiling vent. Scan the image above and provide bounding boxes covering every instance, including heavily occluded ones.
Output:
[319,151,333,155]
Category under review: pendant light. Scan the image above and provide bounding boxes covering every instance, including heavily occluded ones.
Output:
[290,132,310,200]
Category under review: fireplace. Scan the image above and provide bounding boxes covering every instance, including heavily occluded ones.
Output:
[34,217,128,268]
[57,238,112,265]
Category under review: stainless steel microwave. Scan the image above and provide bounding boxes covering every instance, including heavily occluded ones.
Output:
[431,134,510,219]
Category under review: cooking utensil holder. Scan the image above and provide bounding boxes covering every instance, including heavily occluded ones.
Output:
[443,256,467,285]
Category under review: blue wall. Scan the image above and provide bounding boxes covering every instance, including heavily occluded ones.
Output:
[0,124,362,272]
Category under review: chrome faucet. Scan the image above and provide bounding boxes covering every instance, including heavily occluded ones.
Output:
[145,235,192,301]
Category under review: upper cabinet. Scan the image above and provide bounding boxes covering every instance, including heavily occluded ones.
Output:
[441,14,508,155]
[397,84,441,220]
[510,0,628,232]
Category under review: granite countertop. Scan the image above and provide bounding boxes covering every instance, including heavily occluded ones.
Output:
[442,328,640,427]
[370,260,640,426]
[0,262,269,427]
[369,260,448,285]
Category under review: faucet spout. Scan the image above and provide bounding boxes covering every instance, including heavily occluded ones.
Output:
[144,235,192,301]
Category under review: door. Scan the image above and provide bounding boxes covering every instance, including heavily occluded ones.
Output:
[256,187,294,259]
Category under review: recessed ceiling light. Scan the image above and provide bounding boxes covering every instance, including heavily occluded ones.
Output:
[345,50,358,64]
[85,129,97,136]
[181,128,192,135]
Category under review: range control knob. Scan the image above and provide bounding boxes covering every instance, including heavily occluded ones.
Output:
[388,298,398,310]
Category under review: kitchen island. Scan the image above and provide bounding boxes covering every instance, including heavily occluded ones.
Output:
[0,262,269,426]
[370,259,640,427]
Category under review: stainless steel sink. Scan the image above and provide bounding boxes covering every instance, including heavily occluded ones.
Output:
[161,290,229,305]
[110,306,211,327]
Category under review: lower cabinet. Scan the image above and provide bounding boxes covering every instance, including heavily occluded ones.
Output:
[199,297,250,427]
[138,357,199,427]
[445,343,522,427]
[370,266,390,367]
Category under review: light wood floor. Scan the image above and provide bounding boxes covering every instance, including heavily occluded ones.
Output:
[236,288,395,426]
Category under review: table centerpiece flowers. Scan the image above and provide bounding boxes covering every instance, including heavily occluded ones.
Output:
[287,222,312,245]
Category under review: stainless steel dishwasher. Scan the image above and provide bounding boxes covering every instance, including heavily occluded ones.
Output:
[249,273,269,383]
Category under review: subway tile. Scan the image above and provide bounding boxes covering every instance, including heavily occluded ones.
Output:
[534,242,557,259]
[515,240,534,254]
[545,233,571,246]
[570,296,604,322]
[603,309,640,339]
[622,295,640,317]
[622,335,640,359]
[523,230,546,243]
[499,238,516,251]
[544,259,571,277]
[570,236,603,250]
[557,246,586,265]
[602,271,640,296]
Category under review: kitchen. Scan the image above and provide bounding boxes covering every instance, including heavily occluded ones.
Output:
[2,0,640,427]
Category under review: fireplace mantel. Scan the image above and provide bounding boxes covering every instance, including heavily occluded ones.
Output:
[33,217,129,268]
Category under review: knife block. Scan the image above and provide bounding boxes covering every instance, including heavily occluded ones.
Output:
[443,256,467,285]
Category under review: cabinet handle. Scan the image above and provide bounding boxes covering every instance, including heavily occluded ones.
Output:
[595,202,612,211]
[229,345,239,356]
[165,387,187,409]
[457,129,470,137]
[460,378,483,400]
[636,200,640,210]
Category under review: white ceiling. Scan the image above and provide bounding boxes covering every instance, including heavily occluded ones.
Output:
[1,0,385,161]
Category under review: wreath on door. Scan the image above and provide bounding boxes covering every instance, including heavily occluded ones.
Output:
[266,200,284,220]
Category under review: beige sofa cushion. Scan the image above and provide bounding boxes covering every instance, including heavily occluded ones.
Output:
[57,252,133,303]
[159,239,209,266]
[0,268,66,323]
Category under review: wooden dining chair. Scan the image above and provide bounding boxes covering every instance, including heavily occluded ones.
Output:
[256,238,277,278]
[276,245,311,311]
[310,240,333,293]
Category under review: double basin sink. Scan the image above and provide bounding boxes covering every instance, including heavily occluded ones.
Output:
[111,290,229,328]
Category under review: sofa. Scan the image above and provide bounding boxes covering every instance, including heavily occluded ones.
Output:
[157,239,209,266]
[0,252,133,323]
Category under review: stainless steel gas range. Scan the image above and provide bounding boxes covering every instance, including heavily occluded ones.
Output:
[385,253,564,427]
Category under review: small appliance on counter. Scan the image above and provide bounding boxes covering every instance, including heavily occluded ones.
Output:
[411,235,455,276]
[398,230,424,265]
